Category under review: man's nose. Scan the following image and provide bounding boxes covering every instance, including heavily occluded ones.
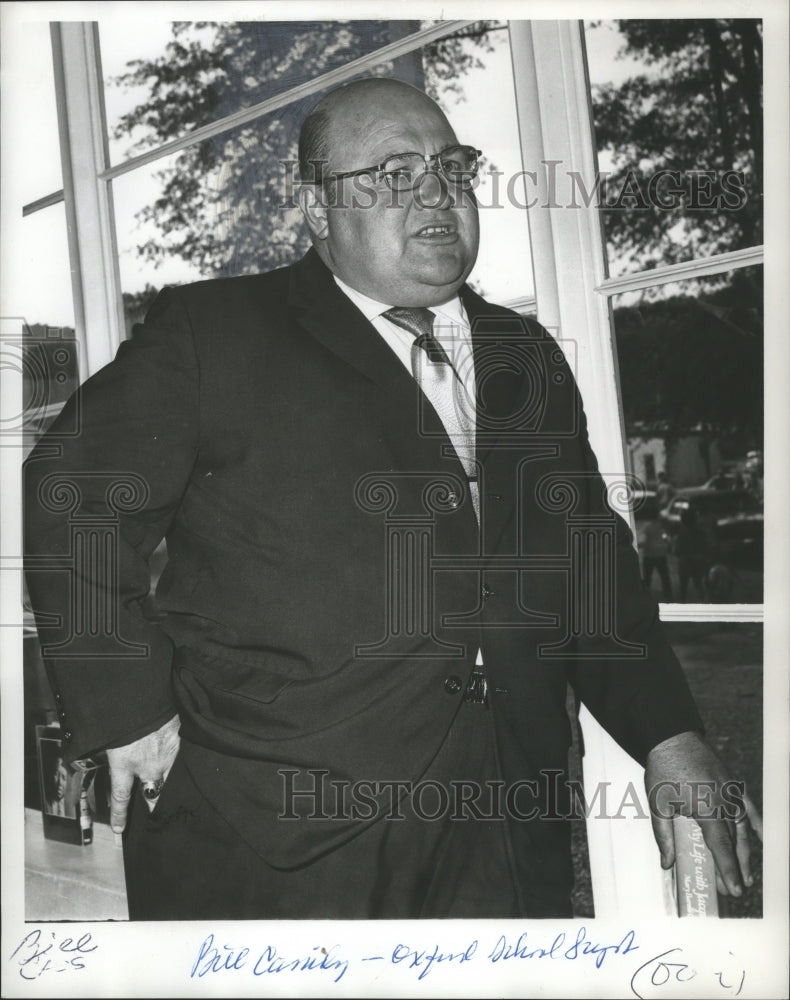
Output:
[413,168,455,209]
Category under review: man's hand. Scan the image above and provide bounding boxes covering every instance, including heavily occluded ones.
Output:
[645,730,762,897]
[106,715,181,835]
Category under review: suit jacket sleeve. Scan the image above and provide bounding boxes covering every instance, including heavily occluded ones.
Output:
[563,366,704,765]
[24,288,199,761]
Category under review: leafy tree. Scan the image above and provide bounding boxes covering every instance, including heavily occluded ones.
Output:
[613,267,763,448]
[590,19,762,272]
[111,20,500,279]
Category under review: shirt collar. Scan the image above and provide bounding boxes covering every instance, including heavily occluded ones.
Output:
[334,276,469,328]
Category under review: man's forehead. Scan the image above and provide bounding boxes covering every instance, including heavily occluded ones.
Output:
[329,102,457,166]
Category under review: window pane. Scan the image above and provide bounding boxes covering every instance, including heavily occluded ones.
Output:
[111,149,206,333]
[107,21,532,325]
[14,23,65,202]
[434,24,533,305]
[616,267,763,603]
[100,21,435,165]
[585,20,763,278]
[3,22,74,336]
[18,237,79,449]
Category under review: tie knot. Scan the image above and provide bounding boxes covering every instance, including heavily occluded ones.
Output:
[383,306,436,341]
[384,306,451,366]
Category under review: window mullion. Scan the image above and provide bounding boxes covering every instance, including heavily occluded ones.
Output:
[659,603,764,622]
[51,22,124,378]
[598,245,764,296]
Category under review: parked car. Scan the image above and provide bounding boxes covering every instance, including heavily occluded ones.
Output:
[702,471,746,491]
[659,488,763,555]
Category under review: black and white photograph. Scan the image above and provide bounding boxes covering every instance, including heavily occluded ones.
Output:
[1,1,787,997]
[38,732,77,820]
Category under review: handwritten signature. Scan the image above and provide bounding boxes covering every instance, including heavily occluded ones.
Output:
[190,933,349,983]
[8,929,97,980]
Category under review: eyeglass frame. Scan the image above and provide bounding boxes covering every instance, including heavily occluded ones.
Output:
[326,144,483,191]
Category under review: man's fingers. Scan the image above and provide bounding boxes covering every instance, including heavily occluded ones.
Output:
[109,766,135,834]
[743,794,763,842]
[698,818,743,897]
[735,820,753,887]
[650,812,675,869]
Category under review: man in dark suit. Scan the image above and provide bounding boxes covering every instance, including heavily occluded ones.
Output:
[24,78,759,919]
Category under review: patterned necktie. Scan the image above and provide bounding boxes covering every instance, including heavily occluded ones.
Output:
[383,306,479,522]
[383,306,451,372]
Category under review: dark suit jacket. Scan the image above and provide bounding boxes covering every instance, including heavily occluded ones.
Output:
[25,248,702,907]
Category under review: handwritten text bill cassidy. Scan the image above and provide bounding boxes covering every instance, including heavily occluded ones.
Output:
[190,934,349,983]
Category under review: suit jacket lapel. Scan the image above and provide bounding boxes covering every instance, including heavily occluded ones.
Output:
[288,249,418,400]
[288,250,465,474]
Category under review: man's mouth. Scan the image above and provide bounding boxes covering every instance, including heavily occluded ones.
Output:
[414,223,457,239]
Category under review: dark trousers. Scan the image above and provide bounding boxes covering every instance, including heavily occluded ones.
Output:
[123,700,564,920]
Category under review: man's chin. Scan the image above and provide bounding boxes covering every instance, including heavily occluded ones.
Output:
[408,257,475,297]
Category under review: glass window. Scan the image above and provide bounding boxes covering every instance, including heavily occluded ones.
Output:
[434,23,533,305]
[105,21,532,324]
[16,202,75,333]
[15,23,66,203]
[585,19,763,278]
[618,266,763,603]
[5,20,74,335]
[2,23,78,440]
[101,21,434,164]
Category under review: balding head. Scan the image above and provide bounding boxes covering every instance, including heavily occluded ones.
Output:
[299,79,451,185]
[297,78,480,307]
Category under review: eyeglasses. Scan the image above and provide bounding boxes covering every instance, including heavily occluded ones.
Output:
[330,145,482,192]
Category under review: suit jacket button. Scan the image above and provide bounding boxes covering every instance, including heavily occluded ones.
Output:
[443,675,463,695]
[54,693,63,705]
[62,731,73,743]
[447,492,459,508]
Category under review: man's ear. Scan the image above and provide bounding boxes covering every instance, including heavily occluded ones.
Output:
[298,184,329,241]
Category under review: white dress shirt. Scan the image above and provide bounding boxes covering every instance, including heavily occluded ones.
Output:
[334,276,477,465]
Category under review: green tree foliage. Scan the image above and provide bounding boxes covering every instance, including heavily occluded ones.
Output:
[590,19,762,271]
[111,20,499,278]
